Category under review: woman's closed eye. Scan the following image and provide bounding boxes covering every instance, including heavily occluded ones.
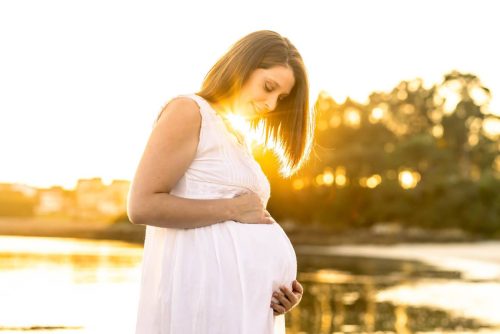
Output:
[264,83,287,101]
[264,83,273,93]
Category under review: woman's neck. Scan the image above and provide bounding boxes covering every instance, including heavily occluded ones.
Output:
[211,98,232,111]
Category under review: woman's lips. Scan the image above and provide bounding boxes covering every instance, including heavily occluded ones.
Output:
[252,102,264,114]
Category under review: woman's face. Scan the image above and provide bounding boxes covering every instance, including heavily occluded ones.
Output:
[233,65,295,118]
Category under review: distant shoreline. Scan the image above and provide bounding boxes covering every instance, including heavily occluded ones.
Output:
[0,217,492,246]
[0,217,146,244]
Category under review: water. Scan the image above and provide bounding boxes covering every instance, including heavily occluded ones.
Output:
[0,236,143,333]
[1,236,500,333]
[293,243,500,333]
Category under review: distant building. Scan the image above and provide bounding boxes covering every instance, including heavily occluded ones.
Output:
[35,186,65,214]
[0,183,38,217]
[1,179,130,221]
[1,183,37,197]
[100,179,130,216]
[75,178,106,220]
[34,186,76,218]
[75,178,130,221]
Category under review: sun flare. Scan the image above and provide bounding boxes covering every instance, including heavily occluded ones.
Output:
[223,111,297,176]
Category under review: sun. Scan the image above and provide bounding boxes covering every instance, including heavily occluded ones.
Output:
[223,108,311,178]
[223,112,264,148]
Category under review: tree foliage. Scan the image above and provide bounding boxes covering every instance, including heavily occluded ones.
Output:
[259,71,499,235]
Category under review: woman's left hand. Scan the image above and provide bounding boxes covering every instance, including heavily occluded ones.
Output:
[270,280,303,316]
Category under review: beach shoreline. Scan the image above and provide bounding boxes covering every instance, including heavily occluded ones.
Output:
[0,217,494,246]
[0,217,146,244]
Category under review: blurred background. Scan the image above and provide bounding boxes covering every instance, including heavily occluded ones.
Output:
[1,0,499,333]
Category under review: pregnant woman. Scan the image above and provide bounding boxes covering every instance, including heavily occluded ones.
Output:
[127,30,315,333]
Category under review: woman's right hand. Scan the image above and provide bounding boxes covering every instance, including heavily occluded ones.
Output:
[232,192,275,225]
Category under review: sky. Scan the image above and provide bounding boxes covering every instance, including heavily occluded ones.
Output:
[1,0,499,190]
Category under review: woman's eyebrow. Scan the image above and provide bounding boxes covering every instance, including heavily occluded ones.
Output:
[268,79,281,89]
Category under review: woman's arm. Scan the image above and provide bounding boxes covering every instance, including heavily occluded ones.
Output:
[128,192,239,229]
[127,97,271,229]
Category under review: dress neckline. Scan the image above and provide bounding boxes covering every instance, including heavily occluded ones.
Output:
[194,94,254,158]
[191,94,271,201]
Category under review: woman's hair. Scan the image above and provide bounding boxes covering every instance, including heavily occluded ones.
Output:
[196,30,316,178]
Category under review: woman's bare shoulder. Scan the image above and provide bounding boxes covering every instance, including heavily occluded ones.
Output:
[156,96,201,126]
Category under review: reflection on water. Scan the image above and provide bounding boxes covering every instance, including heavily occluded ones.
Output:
[0,236,143,334]
[285,245,500,333]
[1,236,500,333]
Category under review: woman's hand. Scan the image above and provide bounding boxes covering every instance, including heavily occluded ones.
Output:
[232,192,274,225]
[270,280,304,316]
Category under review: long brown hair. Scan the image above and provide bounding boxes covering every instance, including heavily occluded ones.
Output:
[197,30,316,177]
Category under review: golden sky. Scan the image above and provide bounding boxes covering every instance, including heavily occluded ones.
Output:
[1,0,499,190]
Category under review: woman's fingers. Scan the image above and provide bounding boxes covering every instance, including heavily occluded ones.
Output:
[271,302,286,315]
[273,289,292,309]
[270,281,304,316]
[292,280,303,302]
[262,210,275,224]
[292,280,304,295]
[280,286,298,305]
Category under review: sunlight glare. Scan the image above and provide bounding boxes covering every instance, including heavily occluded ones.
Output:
[360,174,382,188]
[369,107,385,123]
[398,169,421,189]
[322,168,334,186]
[335,166,347,187]
[483,117,500,139]
[344,107,361,128]
[225,106,315,177]
[432,124,444,138]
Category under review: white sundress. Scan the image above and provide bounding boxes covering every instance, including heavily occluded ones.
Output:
[134,93,298,334]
